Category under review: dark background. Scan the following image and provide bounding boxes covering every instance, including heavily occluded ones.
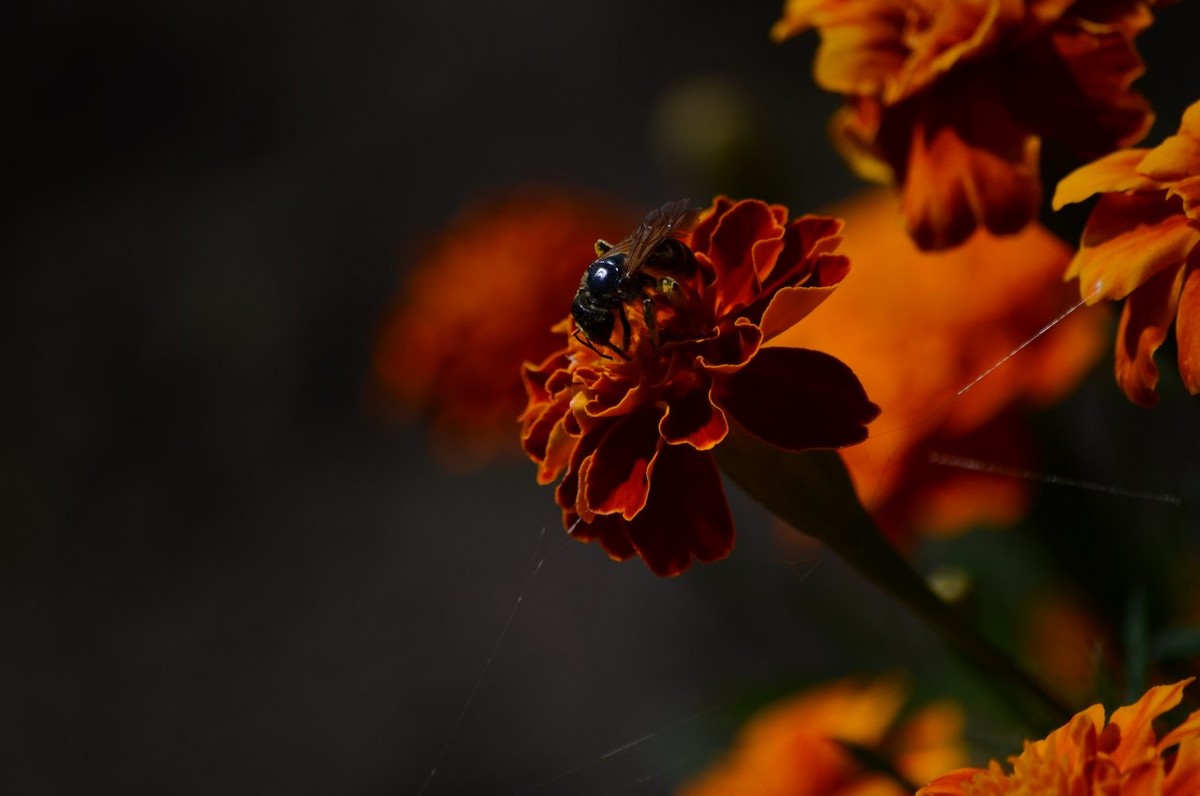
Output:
[4,2,1199,794]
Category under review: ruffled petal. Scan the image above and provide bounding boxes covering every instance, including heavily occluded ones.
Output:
[1163,732,1200,796]
[537,413,579,485]
[763,214,846,293]
[568,511,637,563]
[715,347,880,451]
[1139,134,1200,182]
[691,319,762,369]
[1071,192,1200,300]
[1158,697,1200,752]
[757,280,845,342]
[889,2,1003,104]
[1052,149,1156,209]
[917,768,980,796]
[894,77,1041,250]
[620,444,734,576]
[831,101,894,184]
[1176,261,1200,395]
[687,195,735,255]
[1181,100,1200,138]
[1019,14,1153,157]
[775,1,907,95]
[659,371,729,450]
[706,199,784,312]
[577,406,664,520]
[520,355,577,481]
[1173,175,1200,220]
[1114,264,1186,407]
[1108,680,1191,769]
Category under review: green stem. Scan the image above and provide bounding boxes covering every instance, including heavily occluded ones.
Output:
[714,425,1072,728]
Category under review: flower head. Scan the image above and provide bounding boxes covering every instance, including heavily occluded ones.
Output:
[1023,591,1109,705]
[774,0,1158,250]
[918,679,1200,796]
[520,197,880,576]
[772,191,1106,543]
[372,187,635,462]
[679,678,967,796]
[1054,99,1200,406]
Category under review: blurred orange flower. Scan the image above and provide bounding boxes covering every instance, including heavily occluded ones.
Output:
[520,197,880,576]
[918,679,1200,796]
[1023,591,1109,705]
[773,0,1157,250]
[679,678,967,796]
[371,187,635,463]
[772,190,1106,543]
[1053,99,1200,406]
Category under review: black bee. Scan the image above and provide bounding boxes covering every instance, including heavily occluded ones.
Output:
[571,199,698,358]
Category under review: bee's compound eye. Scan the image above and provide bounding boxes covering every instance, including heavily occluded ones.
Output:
[585,254,625,294]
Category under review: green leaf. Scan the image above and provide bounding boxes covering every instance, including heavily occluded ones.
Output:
[714,424,1071,729]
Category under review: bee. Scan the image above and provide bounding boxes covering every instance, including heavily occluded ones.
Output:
[571,199,698,358]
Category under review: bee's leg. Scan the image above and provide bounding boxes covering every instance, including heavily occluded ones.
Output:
[616,307,634,358]
[642,297,660,349]
[594,239,613,256]
[574,329,613,360]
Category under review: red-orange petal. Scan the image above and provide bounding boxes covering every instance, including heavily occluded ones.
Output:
[688,195,735,254]
[917,768,979,796]
[577,407,663,520]
[1115,264,1186,407]
[715,347,880,451]
[1176,261,1200,395]
[538,413,579,486]
[758,281,845,342]
[705,199,782,311]
[1026,17,1153,156]
[902,123,976,250]
[764,214,845,292]
[620,444,734,576]
[831,101,894,184]
[692,318,763,369]
[659,374,729,450]
[568,511,637,563]
[1072,192,1200,300]
[901,106,1040,250]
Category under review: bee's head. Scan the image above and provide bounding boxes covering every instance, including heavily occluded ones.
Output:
[583,253,627,299]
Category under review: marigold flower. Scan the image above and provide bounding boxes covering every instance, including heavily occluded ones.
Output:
[1054,99,1200,406]
[679,678,967,796]
[918,679,1200,796]
[371,187,635,462]
[1023,591,1109,705]
[520,197,880,576]
[771,190,1106,542]
[774,0,1158,250]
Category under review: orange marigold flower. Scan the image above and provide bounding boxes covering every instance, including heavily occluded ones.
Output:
[1023,591,1109,705]
[1053,99,1200,406]
[520,197,880,576]
[772,190,1106,543]
[773,0,1158,250]
[679,678,967,796]
[918,679,1200,796]
[371,187,635,462]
